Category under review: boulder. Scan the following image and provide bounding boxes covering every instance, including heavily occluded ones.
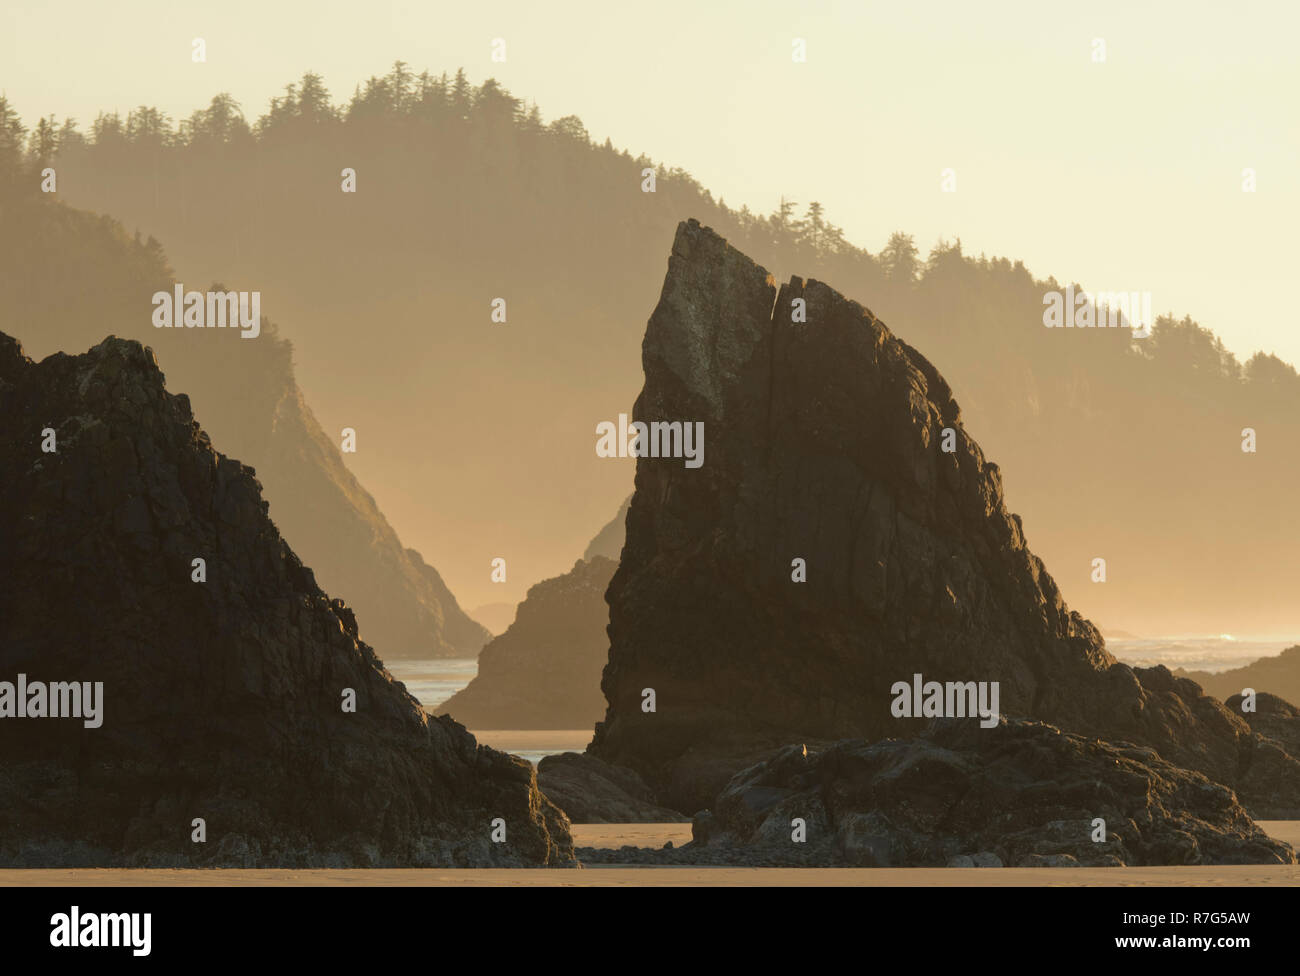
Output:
[536,752,686,823]
[692,719,1294,867]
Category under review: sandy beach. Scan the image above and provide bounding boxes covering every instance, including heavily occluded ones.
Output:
[2,822,1295,887]
[2,866,1297,886]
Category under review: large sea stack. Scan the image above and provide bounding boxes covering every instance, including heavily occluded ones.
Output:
[0,332,571,867]
[589,219,1300,818]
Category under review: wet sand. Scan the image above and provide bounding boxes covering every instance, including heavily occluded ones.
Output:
[572,824,694,848]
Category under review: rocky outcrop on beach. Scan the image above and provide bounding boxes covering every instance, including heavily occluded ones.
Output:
[687,718,1294,867]
[0,331,571,867]
[1223,691,1300,816]
[440,556,617,729]
[588,219,1300,819]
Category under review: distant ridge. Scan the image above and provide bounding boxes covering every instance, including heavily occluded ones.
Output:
[0,193,488,659]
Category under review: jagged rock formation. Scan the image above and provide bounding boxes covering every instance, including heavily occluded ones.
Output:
[589,219,1300,818]
[535,753,687,823]
[0,332,571,867]
[440,557,616,729]
[1176,647,1300,709]
[690,719,1294,867]
[0,195,487,659]
[1225,691,1300,798]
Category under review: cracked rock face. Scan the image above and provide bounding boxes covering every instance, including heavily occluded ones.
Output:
[0,332,572,867]
[589,219,1300,817]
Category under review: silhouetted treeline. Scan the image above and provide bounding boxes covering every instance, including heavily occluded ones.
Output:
[4,64,1298,632]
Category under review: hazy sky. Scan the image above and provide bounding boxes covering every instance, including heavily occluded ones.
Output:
[5,0,1298,369]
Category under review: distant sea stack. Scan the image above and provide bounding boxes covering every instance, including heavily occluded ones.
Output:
[1176,646,1300,708]
[213,372,491,660]
[583,496,631,561]
[589,219,1300,816]
[441,556,617,729]
[468,602,519,637]
[0,332,571,867]
[0,195,488,660]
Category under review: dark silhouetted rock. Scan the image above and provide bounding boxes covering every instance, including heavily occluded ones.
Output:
[692,719,1294,867]
[441,557,616,729]
[536,752,686,823]
[1223,690,1300,817]
[589,219,1300,818]
[0,332,571,867]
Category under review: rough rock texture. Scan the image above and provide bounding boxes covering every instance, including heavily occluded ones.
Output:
[1177,647,1300,711]
[589,219,1300,817]
[0,195,488,659]
[536,753,687,823]
[688,719,1294,867]
[0,332,571,867]
[440,557,616,729]
[1224,691,1300,815]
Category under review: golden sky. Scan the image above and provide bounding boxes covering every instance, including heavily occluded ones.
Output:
[5,0,1296,366]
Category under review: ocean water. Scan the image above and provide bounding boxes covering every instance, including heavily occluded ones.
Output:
[384,639,1299,764]
[384,659,589,763]
[384,658,479,711]
[1106,637,1298,674]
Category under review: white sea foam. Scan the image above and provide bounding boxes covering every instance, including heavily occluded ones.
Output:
[1107,637,1298,674]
